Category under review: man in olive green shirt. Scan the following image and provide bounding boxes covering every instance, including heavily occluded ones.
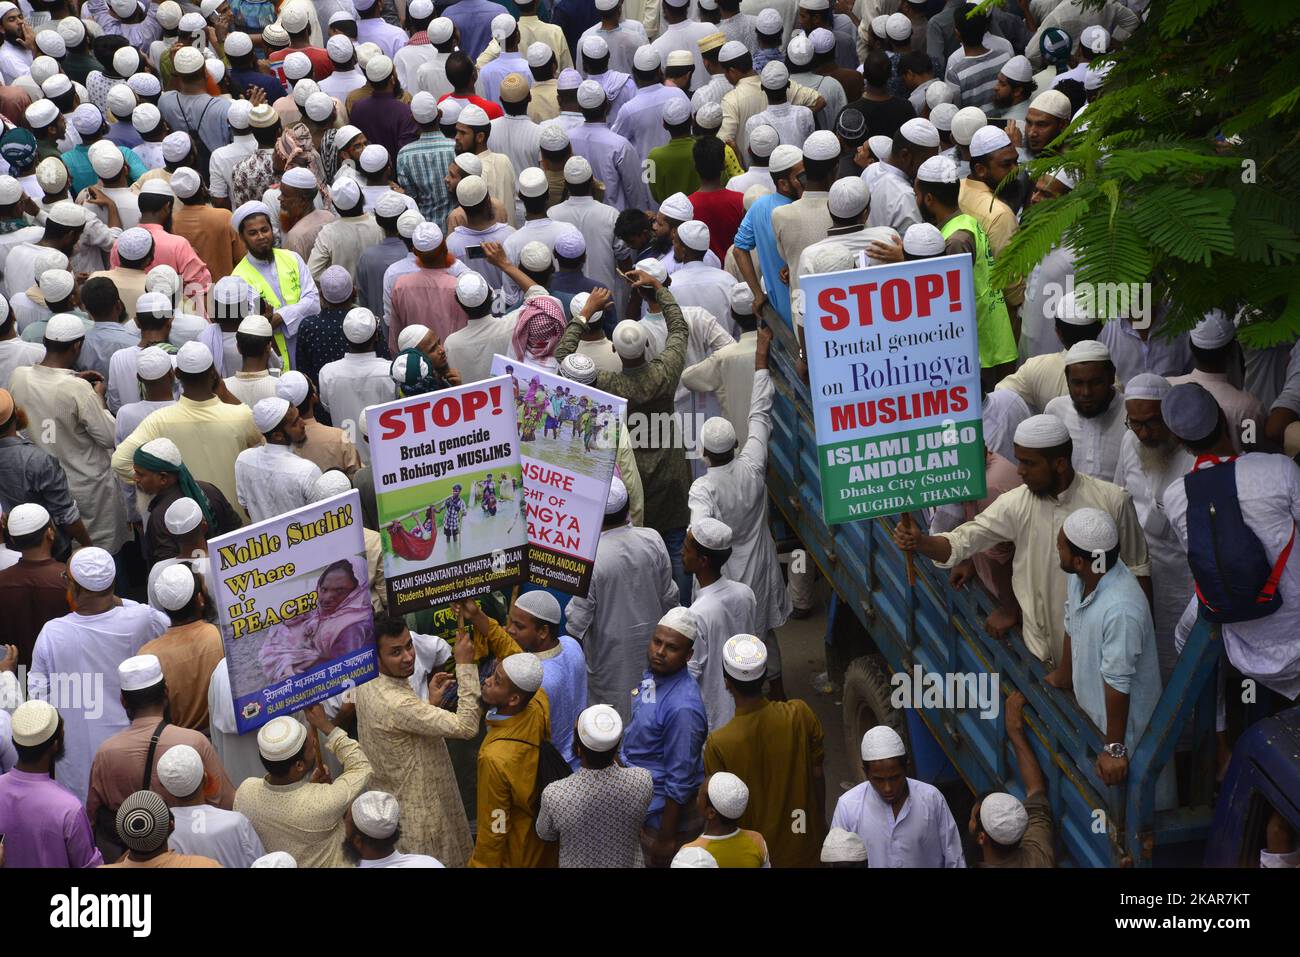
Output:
[647,99,701,204]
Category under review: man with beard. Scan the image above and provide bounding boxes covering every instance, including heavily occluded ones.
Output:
[344,791,445,868]
[989,54,1034,124]
[1113,374,1195,681]
[0,3,34,85]
[1023,89,1072,159]
[0,700,103,867]
[235,397,322,523]
[231,200,322,369]
[1046,340,1127,483]
[893,413,1151,665]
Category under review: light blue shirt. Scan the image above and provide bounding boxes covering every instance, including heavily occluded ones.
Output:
[567,121,650,212]
[540,635,589,771]
[586,71,636,125]
[444,0,512,61]
[610,83,691,160]
[622,666,707,829]
[831,777,966,868]
[733,192,792,324]
[477,51,533,105]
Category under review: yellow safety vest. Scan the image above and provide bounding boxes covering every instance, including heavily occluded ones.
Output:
[233,249,301,372]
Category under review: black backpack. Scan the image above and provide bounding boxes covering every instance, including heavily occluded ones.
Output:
[497,735,572,813]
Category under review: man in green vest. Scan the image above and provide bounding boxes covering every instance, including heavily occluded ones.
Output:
[914,153,1018,383]
[231,200,322,372]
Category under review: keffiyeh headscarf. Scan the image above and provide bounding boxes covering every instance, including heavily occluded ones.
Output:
[511,297,567,364]
[392,348,450,397]
[133,446,216,529]
[275,123,330,206]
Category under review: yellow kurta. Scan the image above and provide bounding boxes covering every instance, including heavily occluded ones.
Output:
[994,350,1067,414]
[959,179,1024,307]
[355,664,481,867]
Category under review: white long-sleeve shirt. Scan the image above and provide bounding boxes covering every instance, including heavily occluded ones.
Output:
[687,576,757,732]
[318,352,397,464]
[832,777,966,868]
[235,443,322,524]
[170,804,267,868]
[1045,391,1127,483]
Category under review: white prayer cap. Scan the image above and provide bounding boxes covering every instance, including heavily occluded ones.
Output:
[810,27,836,54]
[821,827,868,863]
[161,165,200,201]
[397,326,427,353]
[900,223,945,262]
[560,352,597,384]
[605,476,628,514]
[518,165,548,199]
[439,99,463,125]
[1063,506,1118,552]
[677,219,710,252]
[36,29,66,57]
[812,243,854,273]
[223,30,253,57]
[1080,24,1109,54]
[700,416,736,454]
[722,634,766,680]
[760,60,788,91]
[43,73,74,100]
[719,40,748,64]
[576,80,606,109]
[25,99,60,129]
[1013,413,1070,448]
[237,315,273,337]
[163,131,193,162]
[336,125,365,149]
[1064,339,1110,366]
[730,282,755,315]
[396,209,424,239]
[1191,310,1235,349]
[976,793,1029,846]
[304,92,335,123]
[36,157,69,191]
[1123,373,1170,402]
[253,396,291,434]
[502,652,544,693]
[139,178,174,198]
[969,125,1012,158]
[768,144,803,174]
[291,78,319,108]
[356,42,383,68]
[744,126,779,162]
[690,516,732,550]
[449,153,480,180]
[311,470,352,503]
[870,13,890,37]
[488,11,516,41]
[342,306,378,343]
[658,191,694,222]
[119,653,164,691]
[706,771,749,818]
[520,241,552,272]
[755,9,781,35]
[39,270,75,303]
[179,10,207,31]
[165,497,204,535]
[456,271,490,308]
[1029,89,1072,120]
[455,174,488,207]
[991,54,1032,86]
[671,846,718,868]
[631,45,662,72]
[225,100,253,132]
[177,339,215,373]
[140,436,183,465]
[135,291,174,318]
[257,715,307,761]
[458,103,491,132]
[331,175,362,211]
[144,265,180,294]
[45,312,87,342]
[884,10,912,40]
[112,46,140,76]
[90,141,126,179]
[206,59,226,85]
[156,744,205,798]
[0,176,19,206]
[828,176,868,218]
[7,502,51,537]
[515,589,561,625]
[11,700,60,747]
[612,319,647,359]
[788,34,814,66]
[365,53,396,84]
[576,704,622,752]
[428,16,453,42]
[327,34,354,63]
[662,95,691,127]
[136,346,175,381]
[916,154,958,185]
[351,790,401,839]
[556,69,582,91]
[922,103,954,136]
[594,0,620,9]
[410,90,439,124]
[802,129,840,162]
[658,606,697,642]
[280,167,317,191]
[1048,290,1088,326]
[861,725,905,762]
[899,117,940,148]
[153,562,196,611]
[375,190,408,219]
[173,46,205,75]
[633,257,668,282]
[555,230,585,259]
[260,20,289,46]
[413,222,445,252]
[252,851,297,868]
[57,15,87,44]
[521,41,551,69]
[539,123,569,151]
[926,81,956,110]
[359,143,389,174]
[129,72,162,97]
[950,106,987,147]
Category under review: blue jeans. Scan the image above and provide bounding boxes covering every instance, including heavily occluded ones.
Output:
[660,526,691,607]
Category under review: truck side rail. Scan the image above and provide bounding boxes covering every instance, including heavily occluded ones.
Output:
[762,309,1219,866]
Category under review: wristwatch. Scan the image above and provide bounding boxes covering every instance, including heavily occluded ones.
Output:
[1103,742,1128,760]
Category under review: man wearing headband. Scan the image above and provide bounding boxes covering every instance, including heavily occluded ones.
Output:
[132,436,241,565]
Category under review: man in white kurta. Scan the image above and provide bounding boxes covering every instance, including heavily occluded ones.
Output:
[665,220,738,336]
[681,284,758,445]
[684,518,757,731]
[1044,339,1127,483]
[235,397,323,523]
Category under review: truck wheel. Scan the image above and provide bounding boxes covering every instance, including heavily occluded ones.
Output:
[842,654,912,783]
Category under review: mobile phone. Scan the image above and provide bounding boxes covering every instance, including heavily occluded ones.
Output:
[465,245,485,259]
[987,117,1010,129]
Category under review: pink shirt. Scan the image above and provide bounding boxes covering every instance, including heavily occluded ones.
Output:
[110,222,213,308]
[390,267,469,354]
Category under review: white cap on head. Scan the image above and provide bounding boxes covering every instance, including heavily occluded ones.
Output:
[36,157,69,191]
[768,144,802,174]
[677,219,710,252]
[634,257,668,282]
[352,791,401,839]
[577,704,623,751]
[157,744,205,797]
[342,307,378,343]
[89,141,126,179]
[36,29,67,58]
[237,315,273,337]
[760,60,788,91]
[1050,290,1091,326]
[605,476,628,514]
[821,827,868,863]
[117,224,153,258]
[633,45,661,71]
[375,190,408,219]
[903,223,945,256]
[1030,89,1072,120]
[140,180,174,199]
[788,34,814,66]
[113,46,140,76]
[428,17,453,43]
[718,40,748,65]
[1013,413,1070,448]
[490,12,516,40]
[153,562,196,611]
[311,470,352,502]
[412,222,444,252]
[707,771,749,818]
[582,33,608,59]
[7,502,51,537]
[980,793,1029,846]
[305,92,335,123]
[722,634,766,680]
[257,715,307,761]
[926,81,956,110]
[225,30,253,57]
[1063,506,1118,552]
[397,326,428,353]
[396,209,424,239]
[162,131,193,162]
[526,41,551,68]
[662,95,691,126]
[746,125,779,160]
[280,167,317,191]
[135,346,174,382]
[520,241,552,272]
[577,80,606,109]
[1191,310,1235,349]
[327,34,354,63]
[886,11,911,40]
[689,516,732,550]
[226,100,253,132]
[359,143,388,173]
[861,725,905,762]
[39,271,75,303]
[252,396,291,434]
[177,339,214,373]
[71,104,105,137]
[969,125,1012,157]
[1080,24,1109,54]
[950,106,987,146]
[135,291,174,318]
[730,282,754,315]
[455,174,488,207]
[173,46,205,75]
[514,589,562,625]
[658,606,697,642]
[410,91,439,124]
[539,124,570,152]
[612,319,647,359]
[281,4,309,32]
[502,653,544,693]
[1001,54,1033,84]
[802,129,839,161]
[658,191,693,222]
[11,700,60,747]
[169,165,201,198]
[25,99,60,129]
[671,846,719,867]
[828,176,868,218]
[391,351,428,384]
[928,102,958,133]
[899,117,940,148]
[438,99,463,125]
[1064,339,1111,366]
[45,313,87,343]
[331,175,362,211]
[700,416,736,454]
[129,72,162,97]
[252,852,297,868]
[57,14,87,43]
[456,271,490,308]
[119,653,164,691]
[451,152,481,178]
[755,9,782,34]
[916,154,958,184]
[518,165,548,198]
[140,437,182,466]
[365,54,394,83]
[1124,373,1171,402]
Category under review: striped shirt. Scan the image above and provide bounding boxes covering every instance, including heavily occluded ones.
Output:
[396,132,457,231]
[945,47,1012,115]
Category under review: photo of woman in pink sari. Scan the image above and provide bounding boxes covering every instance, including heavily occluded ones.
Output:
[257,557,375,683]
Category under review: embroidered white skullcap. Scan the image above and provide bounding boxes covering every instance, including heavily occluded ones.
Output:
[801,129,838,162]
[452,152,481,177]
[301,91,334,123]
[502,652,544,693]
[554,230,585,259]
[1062,506,1118,552]
[119,653,164,693]
[365,53,394,83]
[1063,339,1110,366]
[729,282,755,316]
[611,319,647,359]
[43,73,74,100]
[759,60,788,91]
[428,17,453,43]
[969,125,1012,158]
[36,157,69,192]
[861,724,906,762]
[885,11,912,40]
[396,209,424,239]
[352,790,401,839]
[828,176,868,219]
[556,69,582,91]
[25,99,60,129]
[206,58,226,84]
[171,45,204,76]
[237,315,273,338]
[252,396,291,433]
[140,437,183,466]
[658,191,694,222]
[768,144,802,174]
[690,516,732,550]
[630,45,660,72]
[1191,310,1235,349]
[136,346,174,381]
[412,222,444,251]
[129,72,161,98]
[707,771,749,818]
[331,175,362,210]
[326,34,353,64]
[396,326,428,353]
[576,80,606,109]
[633,257,668,283]
[898,117,940,148]
[291,78,319,108]
[1013,413,1070,448]
[371,191,408,220]
[560,352,597,383]
[870,13,890,37]
[976,792,1028,846]
[11,700,60,747]
[722,634,766,679]
[162,131,193,162]
[539,123,569,152]
[916,154,958,185]
[115,227,153,261]
[926,81,956,110]
[157,744,204,797]
[164,497,204,535]
[605,476,628,514]
[526,41,551,68]
[36,29,66,58]
[900,222,943,257]
[453,174,488,209]
[700,416,736,453]
[949,106,987,147]
[253,852,298,868]
[810,243,855,273]
[1030,89,1072,120]
[576,704,622,752]
[257,715,307,761]
[129,102,160,137]
[110,44,140,76]
[355,42,383,67]
[57,15,87,44]
[928,102,958,133]
[342,306,378,343]
[788,34,814,67]
[176,340,215,373]
[217,29,252,58]
[39,270,75,302]
[661,95,691,127]
[515,165,547,199]
[658,606,697,642]
[821,827,868,862]
[458,104,490,131]
[168,165,201,199]
[563,155,592,184]
[677,219,710,253]
[275,167,314,194]
[154,561,197,611]
[89,141,126,179]
[520,241,551,272]
[515,589,561,625]
[7,502,51,537]
[455,271,490,307]
[178,10,207,32]
[489,11,516,41]
[409,90,439,125]
[135,292,174,318]
[311,470,352,503]
[994,54,1032,85]
[438,99,463,126]
[359,143,389,174]
[45,312,87,342]
[755,9,781,35]
[740,126,778,163]
[671,846,719,867]
[1124,373,1170,402]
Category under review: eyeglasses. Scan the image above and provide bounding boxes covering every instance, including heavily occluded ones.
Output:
[1124,415,1163,434]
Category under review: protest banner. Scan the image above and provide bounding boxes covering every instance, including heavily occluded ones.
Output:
[490,355,626,596]
[208,489,375,734]
[799,253,986,525]
[367,376,526,614]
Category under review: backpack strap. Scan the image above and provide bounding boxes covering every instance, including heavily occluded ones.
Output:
[141,717,170,792]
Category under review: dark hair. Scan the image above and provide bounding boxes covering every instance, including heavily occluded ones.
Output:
[522,192,550,215]
[604,499,630,527]
[8,520,52,551]
[135,308,171,332]
[696,542,732,573]
[42,220,81,243]
[122,680,168,715]
[139,193,171,217]
[694,135,725,180]
[615,208,651,243]
[14,727,60,764]
[725,672,766,697]
[260,743,307,777]
[1189,340,1234,369]
[954,2,989,44]
[236,331,272,357]
[864,50,892,88]
[1055,78,1086,115]
[178,366,216,388]
[1055,320,1103,349]
[376,212,401,232]
[916,177,960,208]
[583,50,609,73]
[728,51,753,72]
[445,52,473,90]
[93,34,130,73]
[252,123,281,148]
[320,558,359,590]
[803,155,838,183]
[898,50,933,77]
[375,615,409,641]
[80,276,122,318]
[1066,538,1120,572]
[576,739,616,769]
[1025,438,1073,465]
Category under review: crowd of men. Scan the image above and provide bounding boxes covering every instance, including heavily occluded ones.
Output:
[0,0,1296,871]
